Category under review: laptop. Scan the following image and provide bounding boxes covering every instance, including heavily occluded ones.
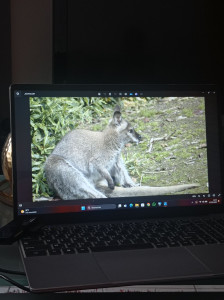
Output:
[10,84,224,292]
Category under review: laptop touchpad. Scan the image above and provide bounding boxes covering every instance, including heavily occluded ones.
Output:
[188,244,224,274]
[94,248,211,282]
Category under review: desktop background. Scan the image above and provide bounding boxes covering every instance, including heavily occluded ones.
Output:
[30,96,208,201]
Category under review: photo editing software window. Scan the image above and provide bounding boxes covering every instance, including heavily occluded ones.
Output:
[13,88,222,215]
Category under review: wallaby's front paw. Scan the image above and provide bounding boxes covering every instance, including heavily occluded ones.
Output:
[108,183,115,190]
[123,182,137,188]
[123,183,132,188]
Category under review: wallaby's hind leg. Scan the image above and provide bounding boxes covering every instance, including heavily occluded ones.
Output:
[44,155,107,200]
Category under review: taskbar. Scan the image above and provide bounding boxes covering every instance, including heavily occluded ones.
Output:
[18,195,222,215]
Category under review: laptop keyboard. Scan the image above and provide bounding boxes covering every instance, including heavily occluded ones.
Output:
[21,216,224,257]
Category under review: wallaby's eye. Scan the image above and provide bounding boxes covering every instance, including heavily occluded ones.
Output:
[129,129,134,134]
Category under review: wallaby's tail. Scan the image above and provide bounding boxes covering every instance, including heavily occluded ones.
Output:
[101,184,200,198]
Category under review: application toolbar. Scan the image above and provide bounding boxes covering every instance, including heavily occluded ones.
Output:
[97,92,144,97]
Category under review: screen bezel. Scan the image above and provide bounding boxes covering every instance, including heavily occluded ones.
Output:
[10,83,224,223]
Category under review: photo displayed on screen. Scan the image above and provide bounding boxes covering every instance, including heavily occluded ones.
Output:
[30,96,208,202]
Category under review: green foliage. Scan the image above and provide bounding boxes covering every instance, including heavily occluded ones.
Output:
[30,96,114,199]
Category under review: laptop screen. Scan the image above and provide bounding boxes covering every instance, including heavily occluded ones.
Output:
[10,84,222,217]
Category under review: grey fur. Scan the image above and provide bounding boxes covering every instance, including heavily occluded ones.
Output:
[44,105,199,200]
[44,106,141,200]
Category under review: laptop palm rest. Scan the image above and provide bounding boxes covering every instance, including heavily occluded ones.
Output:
[24,247,213,292]
[188,244,224,274]
[94,247,211,283]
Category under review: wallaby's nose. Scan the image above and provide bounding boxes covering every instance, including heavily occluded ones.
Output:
[138,134,142,141]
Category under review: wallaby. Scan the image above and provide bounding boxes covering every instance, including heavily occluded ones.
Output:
[44,105,199,200]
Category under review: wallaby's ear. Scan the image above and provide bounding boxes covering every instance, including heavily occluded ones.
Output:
[113,111,122,126]
[110,105,122,126]
[114,105,121,113]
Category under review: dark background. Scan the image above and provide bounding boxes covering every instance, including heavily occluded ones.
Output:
[1,0,224,173]
[54,0,224,87]
[0,1,11,165]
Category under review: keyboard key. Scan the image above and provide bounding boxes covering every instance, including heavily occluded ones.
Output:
[180,240,193,246]
[204,239,217,244]
[90,242,154,252]
[76,247,90,253]
[24,245,43,251]
[48,249,61,255]
[154,242,167,248]
[26,250,47,257]
[22,240,44,247]
[52,243,61,248]
[192,240,204,245]
[167,241,180,247]
[63,248,76,254]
